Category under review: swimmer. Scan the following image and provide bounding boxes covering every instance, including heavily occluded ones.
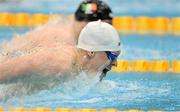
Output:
[0,0,115,78]
[0,0,118,81]
[75,0,113,24]
[74,0,113,38]
[0,21,120,82]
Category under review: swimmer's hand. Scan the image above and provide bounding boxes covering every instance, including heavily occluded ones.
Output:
[99,68,110,82]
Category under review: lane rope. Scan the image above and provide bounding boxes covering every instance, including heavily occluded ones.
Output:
[0,13,179,35]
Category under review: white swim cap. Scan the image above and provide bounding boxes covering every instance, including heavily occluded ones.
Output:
[77,20,120,51]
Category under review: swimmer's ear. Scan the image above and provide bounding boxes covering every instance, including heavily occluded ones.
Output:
[87,51,95,59]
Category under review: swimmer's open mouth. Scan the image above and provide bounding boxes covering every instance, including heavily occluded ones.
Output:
[99,68,110,81]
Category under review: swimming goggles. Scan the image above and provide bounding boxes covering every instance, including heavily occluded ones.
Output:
[105,51,118,61]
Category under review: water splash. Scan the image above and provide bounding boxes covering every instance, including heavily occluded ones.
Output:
[0,71,102,106]
[49,71,100,99]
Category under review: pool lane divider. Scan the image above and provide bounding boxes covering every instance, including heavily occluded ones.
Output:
[0,107,172,112]
[0,13,180,35]
[112,60,180,73]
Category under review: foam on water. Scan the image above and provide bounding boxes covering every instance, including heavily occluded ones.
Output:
[0,71,106,107]
[48,71,100,99]
[0,72,179,110]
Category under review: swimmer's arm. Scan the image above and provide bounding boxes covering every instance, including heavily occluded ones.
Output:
[0,56,34,80]
[0,51,70,81]
[0,50,50,81]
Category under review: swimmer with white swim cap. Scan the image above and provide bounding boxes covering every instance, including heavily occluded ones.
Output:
[76,20,120,81]
[0,1,119,82]
[0,1,120,100]
[0,21,120,81]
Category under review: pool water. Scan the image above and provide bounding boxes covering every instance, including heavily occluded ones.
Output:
[0,72,180,111]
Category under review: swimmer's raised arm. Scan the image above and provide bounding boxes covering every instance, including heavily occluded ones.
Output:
[0,48,75,81]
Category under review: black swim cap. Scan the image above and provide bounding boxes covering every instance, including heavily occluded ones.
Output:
[75,0,113,22]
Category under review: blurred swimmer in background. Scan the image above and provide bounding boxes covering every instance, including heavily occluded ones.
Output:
[74,0,113,39]
[0,0,117,82]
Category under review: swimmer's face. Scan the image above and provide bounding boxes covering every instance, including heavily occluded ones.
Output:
[99,51,120,81]
[102,51,120,71]
[86,51,120,74]
[85,51,109,73]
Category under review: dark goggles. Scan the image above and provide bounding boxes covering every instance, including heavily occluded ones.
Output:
[105,51,118,61]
